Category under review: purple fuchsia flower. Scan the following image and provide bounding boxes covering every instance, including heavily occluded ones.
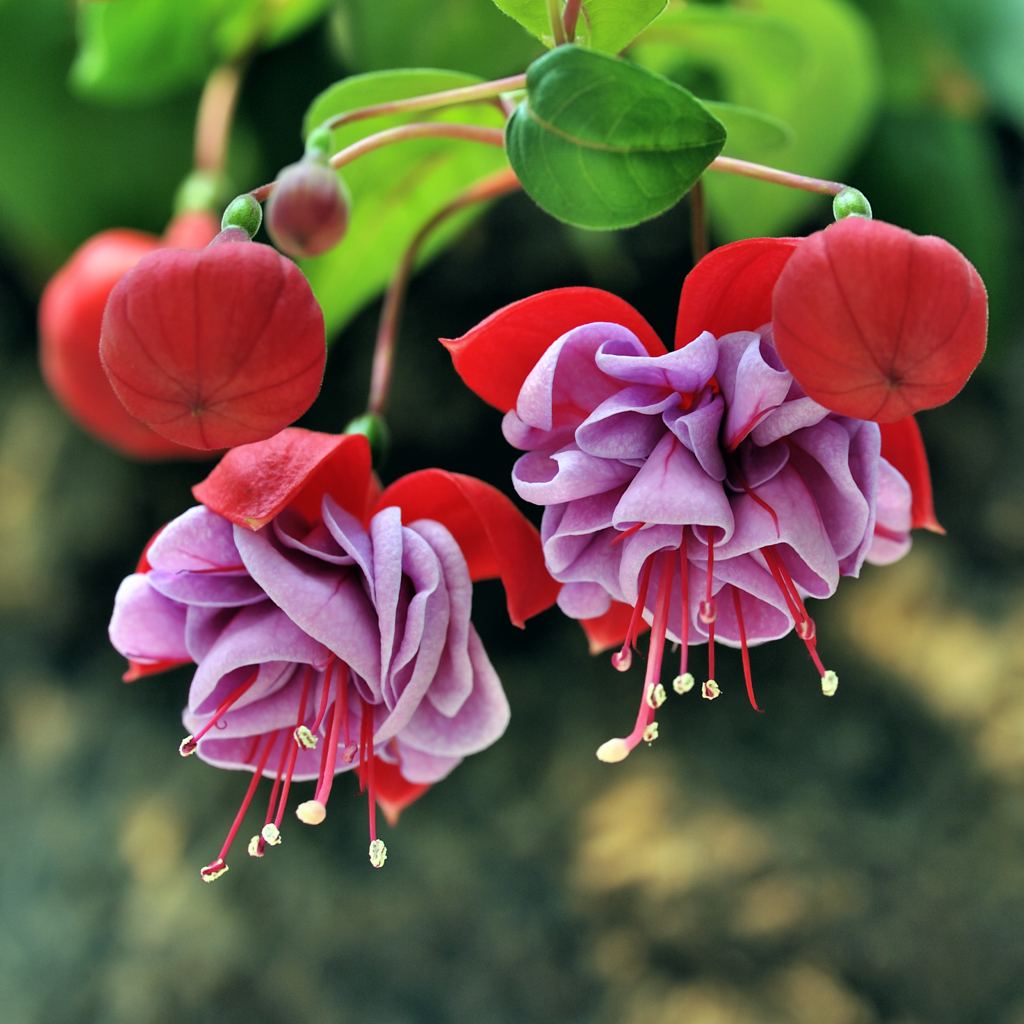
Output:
[110,429,557,879]
[444,222,986,763]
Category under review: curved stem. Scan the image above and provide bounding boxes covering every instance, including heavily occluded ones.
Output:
[368,168,522,416]
[563,0,583,40]
[547,0,568,45]
[709,155,846,197]
[316,74,527,135]
[194,61,244,175]
[250,123,506,202]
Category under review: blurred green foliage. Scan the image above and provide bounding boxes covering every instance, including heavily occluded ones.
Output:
[1,1,1022,1022]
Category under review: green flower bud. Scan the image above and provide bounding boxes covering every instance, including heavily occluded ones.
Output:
[832,187,873,221]
[220,194,263,238]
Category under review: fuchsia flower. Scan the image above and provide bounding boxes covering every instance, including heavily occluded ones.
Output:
[100,230,326,451]
[109,429,557,879]
[445,218,986,762]
[39,212,219,459]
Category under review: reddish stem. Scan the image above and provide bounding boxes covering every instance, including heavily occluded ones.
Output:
[250,123,506,203]
[709,156,846,197]
[367,167,521,416]
[194,62,244,175]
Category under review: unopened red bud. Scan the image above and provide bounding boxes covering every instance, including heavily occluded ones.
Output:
[100,238,326,451]
[39,215,217,459]
[266,159,349,259]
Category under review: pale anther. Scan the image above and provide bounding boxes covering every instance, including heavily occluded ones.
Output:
[369,838,388,869]
[673,672,695,695]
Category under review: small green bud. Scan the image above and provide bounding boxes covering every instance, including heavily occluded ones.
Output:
[345,412,390,465]
[832,187,873,221]
[305,126,334,163]
[221,194,263,238]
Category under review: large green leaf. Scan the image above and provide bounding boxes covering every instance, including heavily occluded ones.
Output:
[631,0,880,238]
[703,101,790,156]
[492,0,667,53]
[506,46,725,229]
[301,69,509,336]
[0,0,200,279]
[333,0,541,79]
[71,0,332,104]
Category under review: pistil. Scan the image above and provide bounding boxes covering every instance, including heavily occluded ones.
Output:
[597,550,672,763]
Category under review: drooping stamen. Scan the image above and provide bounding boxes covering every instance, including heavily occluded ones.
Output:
[672,541,693,694]
[611,555,654,673]
[200,730,278,882]
[310,655,336,734]
[297,663,351,826]
[731,587,763,713]
[249,724,292,856]
[271,674,313,834]
[180,667,259,756]
[699,531,717,625]
[596,550,673,763]
[763,547,829,676]
[251,670,314,855]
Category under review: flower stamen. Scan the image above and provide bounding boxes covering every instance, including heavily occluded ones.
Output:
[610,554,653,673]
[200,730,277,881]
[731,587,763,713]
[179,666,259,756]
[596,550,672,763]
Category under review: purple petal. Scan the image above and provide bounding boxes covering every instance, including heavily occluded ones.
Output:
[512,445,636,505]
[397,627,509,757]
[109,574,189,664]
[595,330,717,392]
[613,433,735,537]
[148,506,243,573]
[234,521,382,687]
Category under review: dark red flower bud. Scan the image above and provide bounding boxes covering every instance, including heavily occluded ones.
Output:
[266,158,349,259]
[39,212,219,459]
[772,218,987,422]
[100,234,326,450]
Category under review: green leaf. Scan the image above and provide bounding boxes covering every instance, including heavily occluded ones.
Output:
[333,0,541,79]
[71,0,331,105]
[301,70,508,336]
[491,0,667,53]
[506,46,725,229]
[0,0,205,277]
[702,101,790,156]
[631,0,880,238]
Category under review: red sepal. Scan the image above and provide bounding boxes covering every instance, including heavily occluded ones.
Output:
[443,287,665,413]
[194,429,373,530]
[880,416,944,534]
[373,758,431,827]
[580,600,648,654]
[375,470,558,628]
[122,658,189,684]
[772,219,987,422]
[676,237,798,347]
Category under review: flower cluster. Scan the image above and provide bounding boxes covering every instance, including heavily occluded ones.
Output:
[446,218,985,761]
[110,429,556,879]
